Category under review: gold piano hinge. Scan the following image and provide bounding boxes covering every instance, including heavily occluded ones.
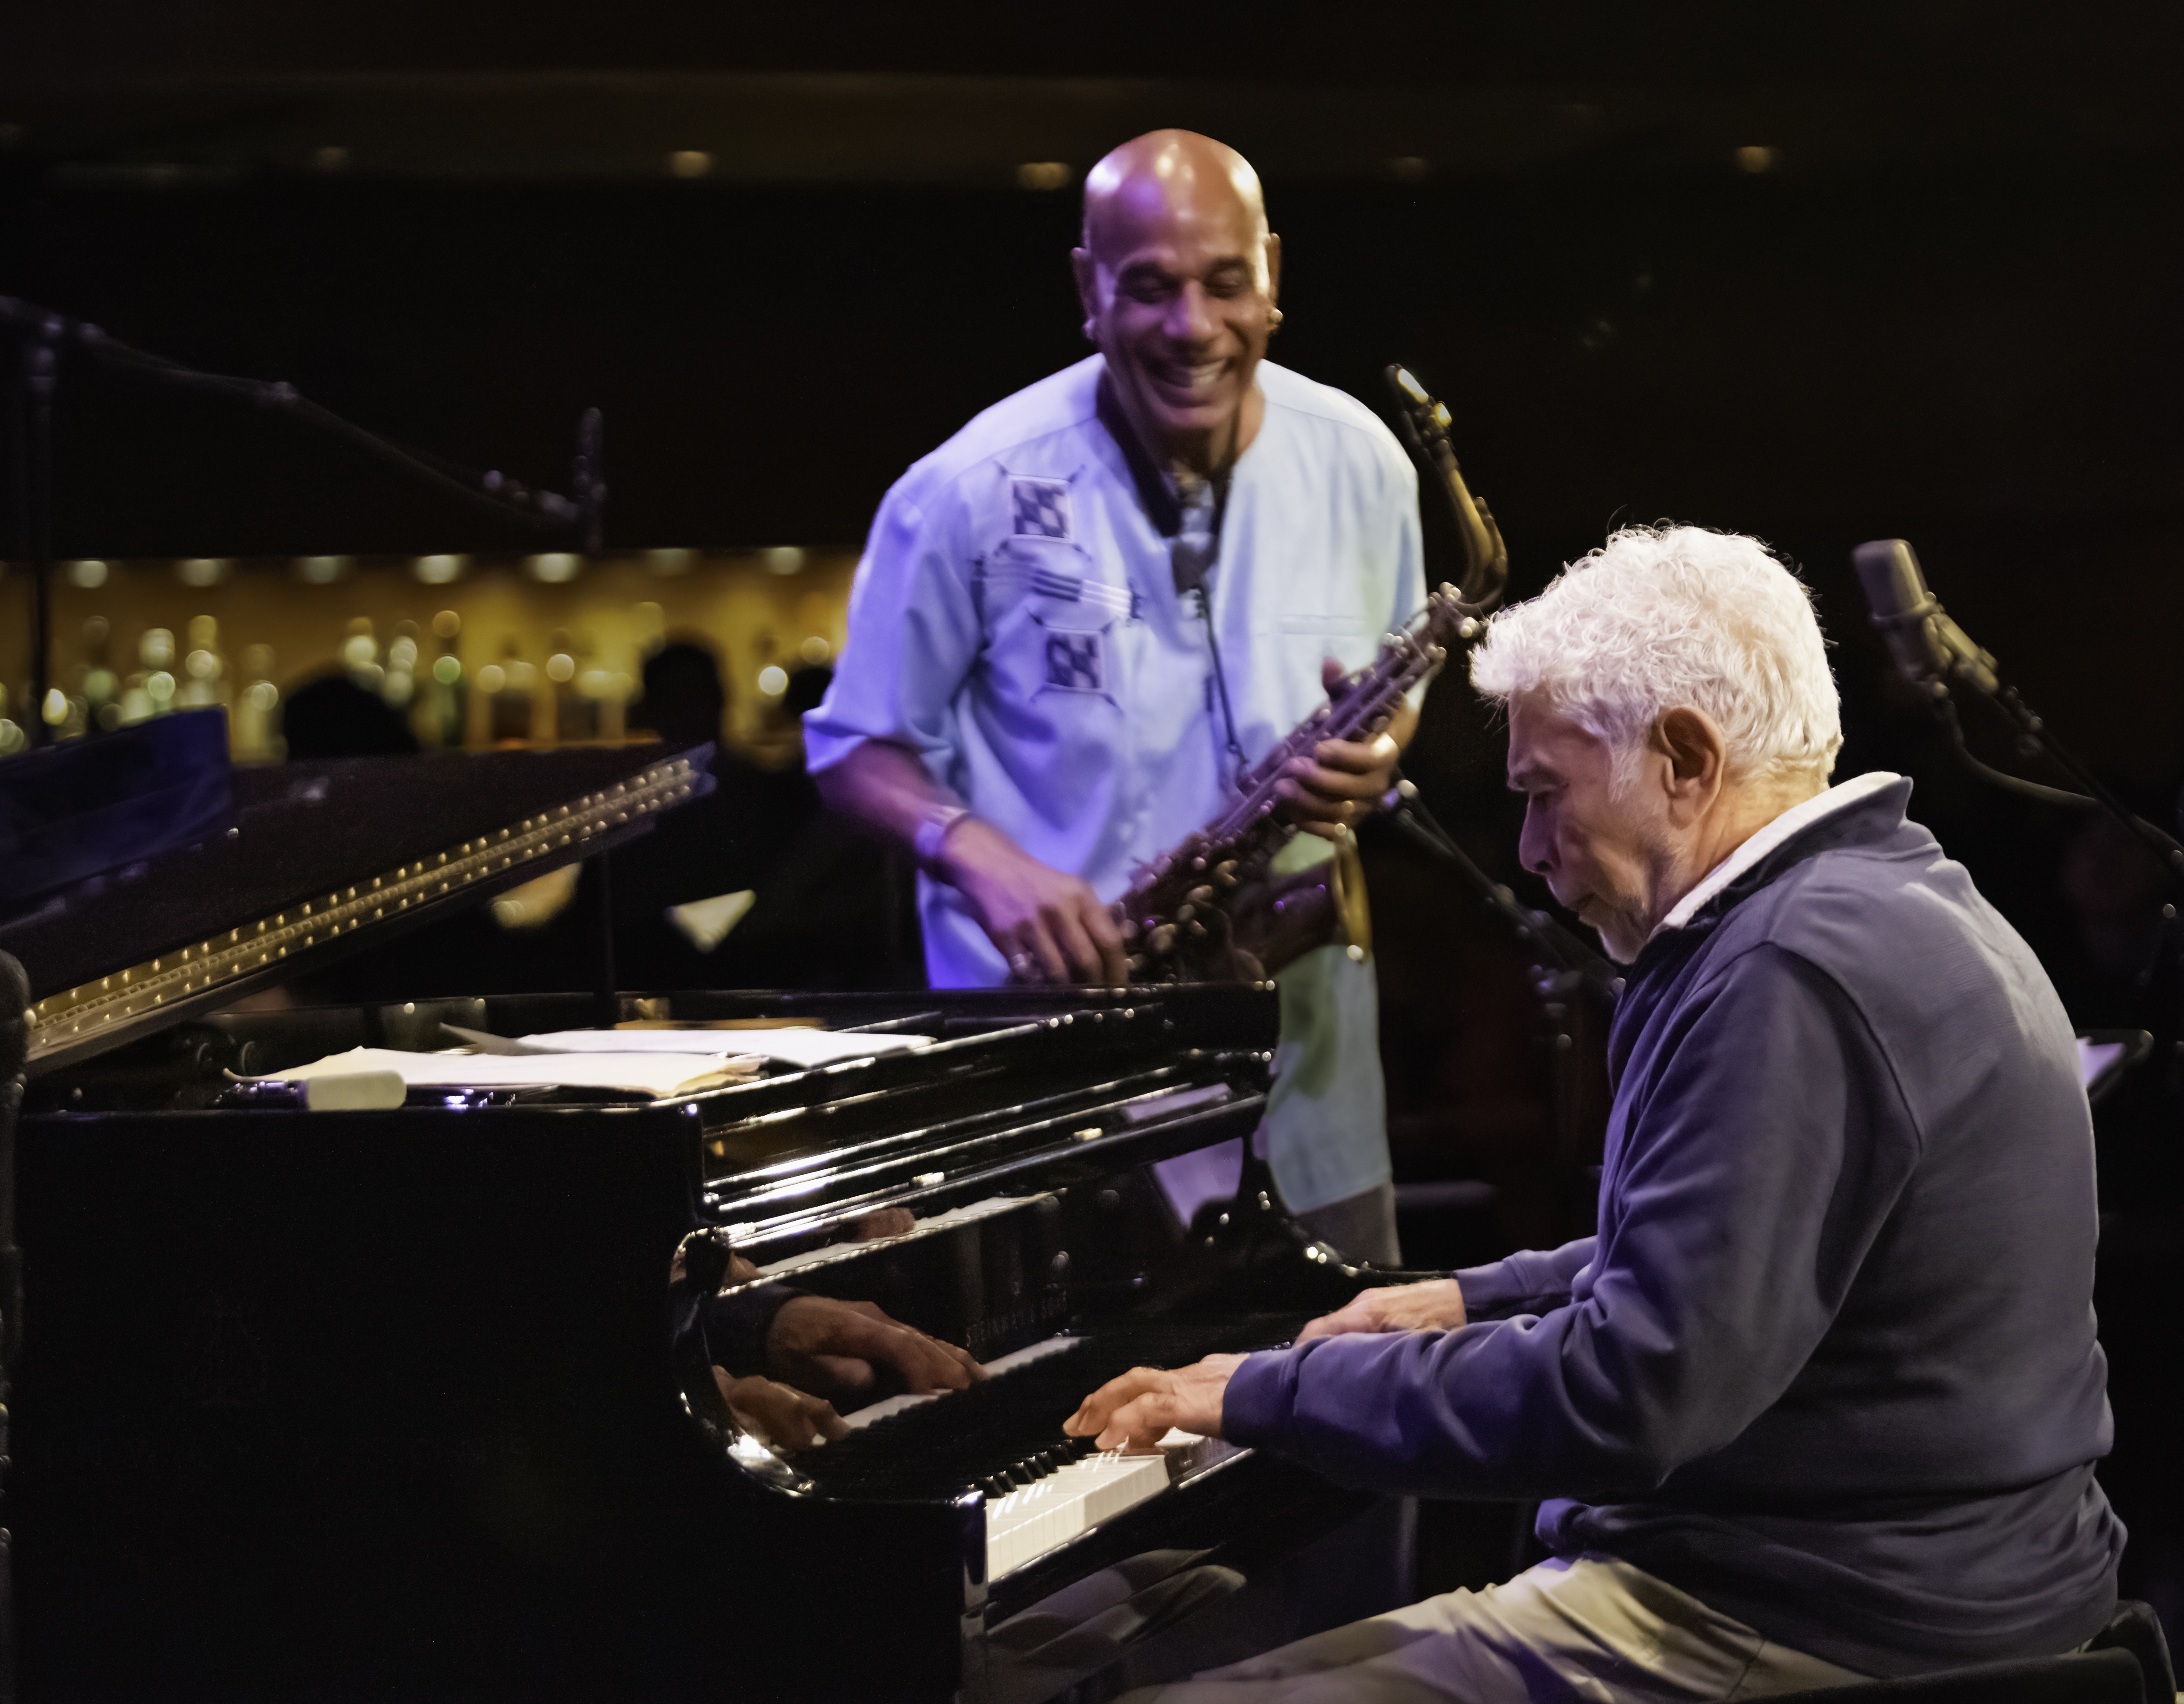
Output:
[26,756,701,1065]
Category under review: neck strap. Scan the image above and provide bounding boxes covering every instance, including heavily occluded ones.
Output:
[1095,371,1250,791]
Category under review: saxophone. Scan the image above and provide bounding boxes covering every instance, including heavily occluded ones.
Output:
[1117,365,1509,983]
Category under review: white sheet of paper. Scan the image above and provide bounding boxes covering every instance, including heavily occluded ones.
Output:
[518,1028,933,1068]
[254,1046,753,1100]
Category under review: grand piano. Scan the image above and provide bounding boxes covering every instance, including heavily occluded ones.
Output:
[0,729,1404,1702]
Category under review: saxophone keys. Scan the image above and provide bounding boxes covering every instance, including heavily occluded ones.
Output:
[1187,886,1214,906]
[1175,904,1196,923]
[1146,925,1177,956]
[1187,920,1209,938]
[1213,862,1240,889]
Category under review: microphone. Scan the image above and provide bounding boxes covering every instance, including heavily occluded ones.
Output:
[1850,538,1998,695]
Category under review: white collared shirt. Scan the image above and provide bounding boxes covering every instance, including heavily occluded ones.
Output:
[1653,769,1903,940]
[804,354,1425,1214]
[807,354,1425,986]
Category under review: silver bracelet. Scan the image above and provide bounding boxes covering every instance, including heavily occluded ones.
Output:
[912,804,972,873]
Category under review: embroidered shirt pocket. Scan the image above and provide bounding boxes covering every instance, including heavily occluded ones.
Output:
[974,467,1138,710]
[975,557,1136,710]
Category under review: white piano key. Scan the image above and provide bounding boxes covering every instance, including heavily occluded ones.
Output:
[984,1449,1172,1577]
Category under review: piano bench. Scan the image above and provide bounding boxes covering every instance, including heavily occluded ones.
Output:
[1774,1602,2175,1704]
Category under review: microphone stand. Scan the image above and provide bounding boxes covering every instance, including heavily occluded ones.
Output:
[1,295,606,750]
[1867,541,2184,1132]
[1858,538,2184,888]
[1242,786,1622,1281]
[1378,783,1623,1007]
[1872,587,2184,1064]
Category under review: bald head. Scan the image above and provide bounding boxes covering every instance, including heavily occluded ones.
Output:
[1082,131,1269,270]
[1072,131,1282,474]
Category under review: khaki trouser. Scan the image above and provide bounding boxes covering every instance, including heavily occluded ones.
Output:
[1118,1554,1866,1703]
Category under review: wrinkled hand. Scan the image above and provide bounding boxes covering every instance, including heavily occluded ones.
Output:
[765,1295,987,1402]
[1062,1354,1246,1450]
[938,817,1129,985]
[1275,659,1420,842]
[712,1369,847,1453]
[1295,1278,1468,1344]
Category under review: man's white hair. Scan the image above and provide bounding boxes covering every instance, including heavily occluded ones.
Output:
[1469,525,1842,789]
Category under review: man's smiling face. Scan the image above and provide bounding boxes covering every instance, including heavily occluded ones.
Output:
[1506,691,1674,964]
[1076,149,1278,455]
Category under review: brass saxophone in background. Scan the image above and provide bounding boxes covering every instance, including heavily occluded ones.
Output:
[1116,366,1509,982]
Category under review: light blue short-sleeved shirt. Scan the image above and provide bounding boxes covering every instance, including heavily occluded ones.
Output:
[806,354,1425,1212]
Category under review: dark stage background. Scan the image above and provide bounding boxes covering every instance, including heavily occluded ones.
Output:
[5,0,2183,1645]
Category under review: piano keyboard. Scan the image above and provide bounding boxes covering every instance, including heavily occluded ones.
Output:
[985,1447,1172,1577]
[792,1313,1300,1579]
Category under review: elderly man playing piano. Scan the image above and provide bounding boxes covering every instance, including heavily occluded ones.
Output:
[807,128,1424,1265]
[1069,526,2123,1701]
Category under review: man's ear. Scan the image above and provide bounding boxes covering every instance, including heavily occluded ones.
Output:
[1264,231,1282,304]
[1654,706,1728,824]
[1071,248,1101,338]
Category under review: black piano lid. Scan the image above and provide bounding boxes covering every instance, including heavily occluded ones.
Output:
[4,741,712,1074]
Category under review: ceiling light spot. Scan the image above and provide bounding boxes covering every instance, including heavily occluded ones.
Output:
[526,553,582,584]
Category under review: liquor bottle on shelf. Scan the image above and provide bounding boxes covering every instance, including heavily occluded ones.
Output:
[232,644,281,762]
[549,628,599,745]
[80,616,120,735]
[421,609,467,750]
[126,627,177,723]
[485,636,535,746]
[341,617,381,693]
[177,614,230,713]
[42,618,95,742]
[384,620,420,714]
